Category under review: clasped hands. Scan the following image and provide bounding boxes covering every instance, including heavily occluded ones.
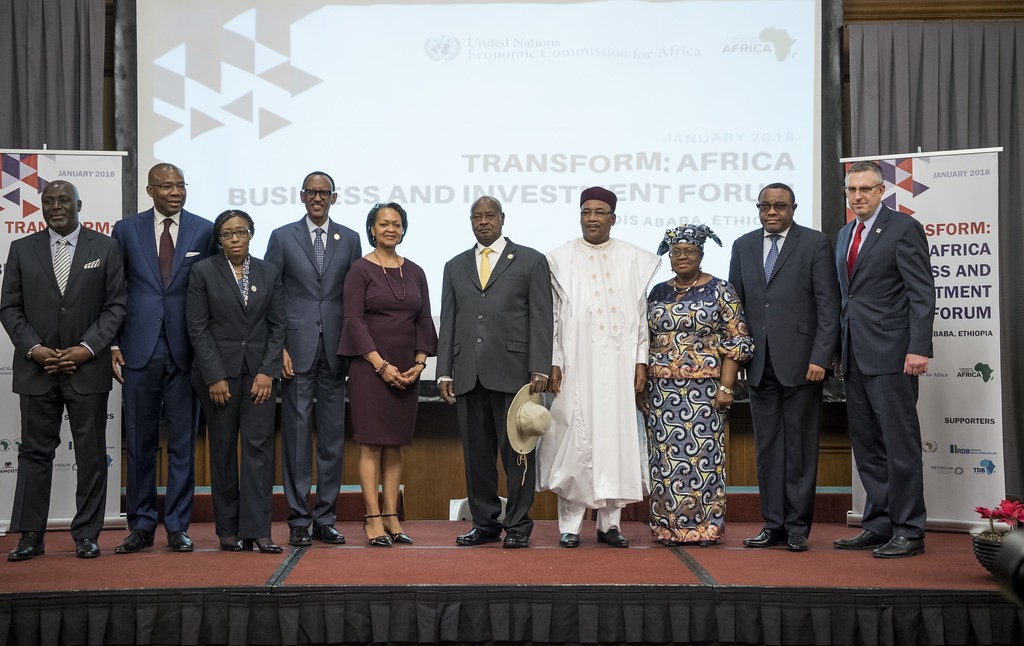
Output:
[379,363,423,391]
[33,345,91,376]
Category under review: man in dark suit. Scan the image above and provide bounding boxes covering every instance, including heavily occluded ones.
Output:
[110,163,215,554]
[265,171,361,547]
[1,180,126,561]
[437,196,553,549]
[833,160,935,558]
[729,182,840,552]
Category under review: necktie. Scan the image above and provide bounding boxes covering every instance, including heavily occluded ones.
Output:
[764,234,780,282]
[54,238,71,295]
[159,218,174,287]
[313,227,325,275]
[479,247,492,288]
[847,222,865,279]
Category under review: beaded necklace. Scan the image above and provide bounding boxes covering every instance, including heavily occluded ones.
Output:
[373,250,406,301]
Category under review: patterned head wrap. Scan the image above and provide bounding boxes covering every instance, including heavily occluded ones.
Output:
[657,224,722,256]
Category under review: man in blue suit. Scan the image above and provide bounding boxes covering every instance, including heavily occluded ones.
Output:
[265,171,361,546]
[111,163,215,554]
[833,160,935,558]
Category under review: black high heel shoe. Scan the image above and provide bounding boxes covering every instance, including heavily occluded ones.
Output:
[382,513,413,544]
[220,537,244,552]
[243,538,283,554]
[363,514,393,547]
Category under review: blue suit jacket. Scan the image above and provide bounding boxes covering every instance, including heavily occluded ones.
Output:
[264,217,361,374]
[836,205,935,375]
[111,208,215,371]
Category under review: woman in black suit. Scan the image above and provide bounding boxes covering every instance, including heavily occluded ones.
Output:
[187,210,285,553]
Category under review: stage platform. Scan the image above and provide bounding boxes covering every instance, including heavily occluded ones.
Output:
[1,521,1021,645]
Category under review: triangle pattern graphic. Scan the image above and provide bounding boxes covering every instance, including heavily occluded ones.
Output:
[23,201,39,218]
[259,108,291,138]
[3,187,21,205]
[190,108,224,138]
[912,180,929,197]
[223,91,254,122]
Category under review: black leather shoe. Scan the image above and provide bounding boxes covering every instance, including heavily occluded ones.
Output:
[503,530,530,549]
[114,529,154,554]
[243,538,284,554]
[381,514,412,544]
[559,532,580,548]
[787,534,809,552]
[167,531,194,552]
[597,527,629,548]
[312,524,346,544]
[219,538,244,552]
[743,528,787,548]
[76,538,101,559]
[833,529,890,550]
[873,536,925,558]
[289,526,312,547]
[456,528,501,546]
[8,532,45,561]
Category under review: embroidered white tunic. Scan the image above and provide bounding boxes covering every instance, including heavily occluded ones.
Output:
[537,237,660,508]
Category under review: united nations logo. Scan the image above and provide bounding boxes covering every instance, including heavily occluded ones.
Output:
[922,440,938,453]
[425,36,460,61]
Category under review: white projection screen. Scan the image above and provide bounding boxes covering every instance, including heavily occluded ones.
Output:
[137,0,823,308]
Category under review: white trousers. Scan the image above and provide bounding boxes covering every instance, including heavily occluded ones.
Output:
[557,497,622,534]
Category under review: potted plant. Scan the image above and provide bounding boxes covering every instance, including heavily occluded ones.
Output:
[973,498,1024,572]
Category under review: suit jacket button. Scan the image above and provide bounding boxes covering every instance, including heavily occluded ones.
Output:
[477,314,484,320]
[480,293,486,297]
[476,338,483,343]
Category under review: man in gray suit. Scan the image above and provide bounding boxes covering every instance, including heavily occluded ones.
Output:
[833,160,935,558]
[265,171,362,547]
[437,196,553,549]
[2,180,126,560]
[729,182,839,552]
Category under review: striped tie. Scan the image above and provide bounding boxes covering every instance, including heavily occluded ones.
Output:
[54,238,71,295]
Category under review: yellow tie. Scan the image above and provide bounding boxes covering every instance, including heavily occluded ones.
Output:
[479,247,492,288]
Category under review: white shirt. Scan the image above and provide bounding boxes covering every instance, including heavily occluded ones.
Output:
[154,211,180,247]
[762,225,791,265]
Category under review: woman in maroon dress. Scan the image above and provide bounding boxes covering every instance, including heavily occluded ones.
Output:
[339,202,437,546]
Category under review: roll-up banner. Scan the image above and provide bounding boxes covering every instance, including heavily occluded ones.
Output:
[0,149,127,534]
[841,147,1004,532]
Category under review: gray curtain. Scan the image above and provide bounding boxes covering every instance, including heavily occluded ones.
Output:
[0,0,105,150]
[849,22,1024,497]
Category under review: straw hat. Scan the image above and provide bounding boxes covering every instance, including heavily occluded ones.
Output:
[506,384,552,455]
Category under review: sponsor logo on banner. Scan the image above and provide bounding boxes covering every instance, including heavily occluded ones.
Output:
[957,363,995,382]
[929,465,964,476]
[425,36,460,61]
[722,28,796,60]
[922,440,938,453]
[974,460,997,475]
[950,444,998,456]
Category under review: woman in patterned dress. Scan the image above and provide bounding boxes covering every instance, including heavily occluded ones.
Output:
[641,225,754,546]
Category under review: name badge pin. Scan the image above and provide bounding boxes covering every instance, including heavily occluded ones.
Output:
[334,233,340,240]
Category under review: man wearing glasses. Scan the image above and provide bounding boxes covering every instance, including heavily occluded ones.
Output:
[833,160,934,558]
[728,183,839,552]
[111,163,216,554]
[538,186,660,548]
[265,172,361,547]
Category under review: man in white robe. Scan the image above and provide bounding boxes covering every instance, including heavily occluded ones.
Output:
[538,186,660,548]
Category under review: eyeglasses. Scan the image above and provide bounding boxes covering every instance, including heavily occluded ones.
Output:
[580,209,612,217]
[668,248,701,259]
[843,183,883,196]
[756,202,792,212]
[302,188,334,200]
[149,183,187,191]
[219,229,252,240]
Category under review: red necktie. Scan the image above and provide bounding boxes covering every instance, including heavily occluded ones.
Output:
[846,222,865,279]
[159,218,174,287]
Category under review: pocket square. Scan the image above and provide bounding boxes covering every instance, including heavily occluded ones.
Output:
[185,251,201,257]
[83,259,102,269]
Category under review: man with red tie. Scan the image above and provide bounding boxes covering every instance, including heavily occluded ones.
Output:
[833,160,935,558]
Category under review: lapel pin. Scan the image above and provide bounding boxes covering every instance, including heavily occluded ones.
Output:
[251,285,257,292]
[334,233,340,240]
[507,253,514,260]
[875,228,882,234]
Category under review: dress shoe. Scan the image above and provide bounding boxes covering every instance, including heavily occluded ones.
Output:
[455,528,501,546]
[559,532,580,548]
[312,524,346,545]
[243,538,283,554]
[114,528,154,554]
[743,528,787,548]
[503,530,530,549]
[76,538,101,559]
[364,514,393,547]
[219,538,244,552]
[8,532,45,561]
[289,526,312,547]
[167,531,194,552]
[872,536,925,559]
[787,534,809,552]
[596,527,629,548]
[833,529,890,550]
[381,514,412,544]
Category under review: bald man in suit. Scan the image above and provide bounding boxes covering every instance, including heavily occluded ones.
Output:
[2,180,126,561]
[729,182,839,552]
